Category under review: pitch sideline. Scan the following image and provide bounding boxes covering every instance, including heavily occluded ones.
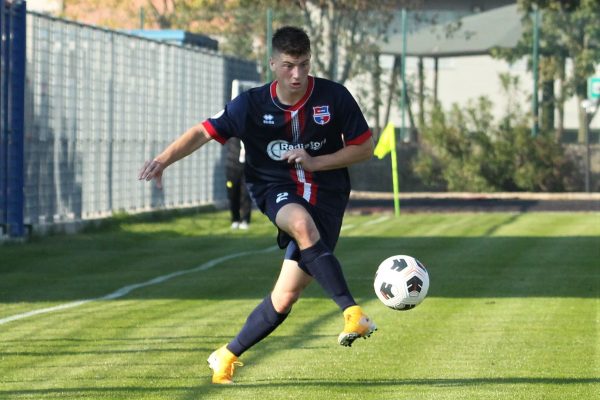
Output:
[0,245,278,326]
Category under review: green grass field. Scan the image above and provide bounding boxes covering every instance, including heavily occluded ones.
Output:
[0,209,598,400]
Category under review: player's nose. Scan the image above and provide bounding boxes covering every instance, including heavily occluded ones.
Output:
[291,65,302,78]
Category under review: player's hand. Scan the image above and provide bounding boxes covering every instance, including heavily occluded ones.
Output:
[282,148,316,171]
[138,159,165,189]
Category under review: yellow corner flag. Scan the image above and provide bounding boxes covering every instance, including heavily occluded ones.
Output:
[374,122,400,216]
[374,122,396,159]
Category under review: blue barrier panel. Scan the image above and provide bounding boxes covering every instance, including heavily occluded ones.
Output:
[2,0,26,238]
[0,0,9,234]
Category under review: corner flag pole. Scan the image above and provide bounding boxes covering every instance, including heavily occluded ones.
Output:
[390,128,400,217]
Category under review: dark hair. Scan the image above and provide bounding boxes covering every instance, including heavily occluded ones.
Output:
[272,26,311,57]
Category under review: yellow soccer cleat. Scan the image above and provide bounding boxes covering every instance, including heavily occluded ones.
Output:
[337,305,377,347]
[207,345,244,384]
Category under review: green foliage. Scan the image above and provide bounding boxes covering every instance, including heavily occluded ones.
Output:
[492,0,600,140]
[495,0,600,95]
[414,80,580,192]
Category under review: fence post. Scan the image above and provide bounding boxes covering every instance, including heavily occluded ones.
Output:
[1,0,10,236]
[4,0,26,238]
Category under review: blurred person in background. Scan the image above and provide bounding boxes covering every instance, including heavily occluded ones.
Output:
[225,137,252,230]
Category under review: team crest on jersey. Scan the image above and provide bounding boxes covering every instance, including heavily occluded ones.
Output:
[312,105,331,125]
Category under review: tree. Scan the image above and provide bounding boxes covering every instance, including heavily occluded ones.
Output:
[493,0,600,142]
[61,0,139,28]
[293,1,396,84]
[139,0,405,132]
[61,1,412,132]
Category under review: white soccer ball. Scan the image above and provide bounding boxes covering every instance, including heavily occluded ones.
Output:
[374,255,430,310]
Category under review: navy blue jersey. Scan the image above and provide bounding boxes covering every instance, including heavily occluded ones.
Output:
[203,76,371,213]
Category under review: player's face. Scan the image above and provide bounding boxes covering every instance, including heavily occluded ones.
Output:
[270,52,311,101]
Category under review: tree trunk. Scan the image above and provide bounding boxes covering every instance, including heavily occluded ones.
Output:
[405,91,418,143]
[577,97,587,143]
[371,52,382,135]
[418,57,425,127]
[540,78,555,133]
[555,56,566,142]
[433,57,439,107]
[383,57,399,136]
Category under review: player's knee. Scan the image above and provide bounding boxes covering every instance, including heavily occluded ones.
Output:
[288,217,319,245]
[272,290,300,313]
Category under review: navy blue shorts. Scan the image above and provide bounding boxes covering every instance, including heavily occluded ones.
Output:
[252,185,347,264]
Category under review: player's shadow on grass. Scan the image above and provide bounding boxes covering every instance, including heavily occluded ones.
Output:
[2,377,597,398]
[241,376,600,387]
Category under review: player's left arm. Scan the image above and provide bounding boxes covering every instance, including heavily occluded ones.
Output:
[283,136,374,172]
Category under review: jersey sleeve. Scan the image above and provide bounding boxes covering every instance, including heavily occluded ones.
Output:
[202,94,247,145]
[338,86,372,145]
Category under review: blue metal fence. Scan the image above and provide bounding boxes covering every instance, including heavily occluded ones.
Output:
[0,0,5,236]
[0,5,261,238]
[0,0,26,238]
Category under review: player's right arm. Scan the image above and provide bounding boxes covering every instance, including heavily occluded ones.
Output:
[138,122,213,189]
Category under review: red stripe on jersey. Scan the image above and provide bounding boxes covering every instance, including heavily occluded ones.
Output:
[345,129,373,145]
[290,167,318,205]
[202,120,226,144]
[297,107,307,139]
[304,170,318,205]
[291,168,302,196]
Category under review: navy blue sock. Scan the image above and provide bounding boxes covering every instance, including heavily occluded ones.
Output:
[227,295,288,357]
[300,240,356,311]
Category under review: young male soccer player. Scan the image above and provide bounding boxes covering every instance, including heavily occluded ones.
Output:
[139,26,376,384]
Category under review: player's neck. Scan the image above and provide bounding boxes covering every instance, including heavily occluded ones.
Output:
[275,82,307,106]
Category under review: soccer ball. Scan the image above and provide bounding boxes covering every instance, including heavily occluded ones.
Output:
[374,255,430,310]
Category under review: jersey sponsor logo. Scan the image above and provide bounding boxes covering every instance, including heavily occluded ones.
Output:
[276,192,289,204]
[266,139,327,161]
[267,140,289,160]
[263,114,275,125]
[312,105,331,125]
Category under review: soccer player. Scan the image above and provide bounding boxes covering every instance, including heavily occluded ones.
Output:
[139,26,376,384]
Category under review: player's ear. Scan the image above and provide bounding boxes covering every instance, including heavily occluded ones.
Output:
[269,57,276,72]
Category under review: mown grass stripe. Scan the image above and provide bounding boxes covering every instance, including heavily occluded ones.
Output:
[0,246,278,326]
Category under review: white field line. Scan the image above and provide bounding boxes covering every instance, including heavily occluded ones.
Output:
[362,216,391,226]
[341,215,390,232]
[0,245,279,326]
